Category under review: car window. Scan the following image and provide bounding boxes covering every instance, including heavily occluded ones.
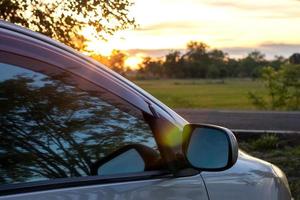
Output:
[0,61,160,185]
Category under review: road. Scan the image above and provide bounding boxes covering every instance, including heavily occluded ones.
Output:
[175,109,300,132]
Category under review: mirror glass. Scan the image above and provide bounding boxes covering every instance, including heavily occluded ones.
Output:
[187,127,229,169]
[97,149,145,176]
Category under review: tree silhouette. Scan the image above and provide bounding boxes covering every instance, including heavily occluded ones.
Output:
[164,51,183,78]
[0,69,155,184]
[289,53,300,64]
[91,50,128,75]
[0,0,136,50]
[139,57,163,78]
[109,50,128,74]
[238,51,267,78]
[183,41,210,78]
[207,49,228,79]
[185,41,209,61]
[134,41,300,81]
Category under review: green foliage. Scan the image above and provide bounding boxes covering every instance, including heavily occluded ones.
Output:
[0,0,135,50]
[249,64,300,110]
[238,51,267,78]
[249,134,279,151]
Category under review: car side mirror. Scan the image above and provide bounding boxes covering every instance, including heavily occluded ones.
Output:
[90,144,160,176]
[183,124,238,171]
[97,148,145,176]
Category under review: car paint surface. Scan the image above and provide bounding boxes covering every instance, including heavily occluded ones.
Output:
[0,175,209,200]
[0,20,292,200]
[202,151,291,199]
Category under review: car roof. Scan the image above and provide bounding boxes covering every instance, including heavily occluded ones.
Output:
[0,20,187,127]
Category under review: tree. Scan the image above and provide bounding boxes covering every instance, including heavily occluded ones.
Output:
[0,0,136,51]
[248,64,300,110]
[226,58,240,77]
[108,50,128,74]
[269,55,286,70]
[90,50,127,74]
[289,53,300,64]
[90,53,110,66]
[239,51,267,78]
[183,41,210,78]
[163,50,183,78]
[185,41,209,61]
[139,57,163,78]
[207,49,227,79]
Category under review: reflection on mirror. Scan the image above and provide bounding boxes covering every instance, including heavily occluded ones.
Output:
[97,149,145,176]
[187,127,229,169]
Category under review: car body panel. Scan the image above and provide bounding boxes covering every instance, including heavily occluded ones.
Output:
[0,175,208,200]
[202,151,292,200]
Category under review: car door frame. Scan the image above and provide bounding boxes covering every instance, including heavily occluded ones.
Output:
[0,26,192,197]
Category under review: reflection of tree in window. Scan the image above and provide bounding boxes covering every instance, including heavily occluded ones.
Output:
[0,64,156,184]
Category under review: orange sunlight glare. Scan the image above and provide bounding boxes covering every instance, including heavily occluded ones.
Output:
[81,26,144,70]
[81,26,113,56]
[125,54,145,70]
[78,0,300,60]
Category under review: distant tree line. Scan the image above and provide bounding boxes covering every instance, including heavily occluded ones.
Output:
[136,41,288,79]
[92,41,300,110]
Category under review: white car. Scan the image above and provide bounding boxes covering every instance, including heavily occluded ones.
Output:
[0,20,292,200]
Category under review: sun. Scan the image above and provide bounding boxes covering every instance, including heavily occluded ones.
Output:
[85,40,113,56]
[80,26,145,70]
[80,26,113,56]
[125,54,144,70]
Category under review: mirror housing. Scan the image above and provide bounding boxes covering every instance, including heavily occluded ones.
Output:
[183,124,238,171]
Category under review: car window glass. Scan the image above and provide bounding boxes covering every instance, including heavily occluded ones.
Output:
[97,149,145,176]
[0,62,159,185]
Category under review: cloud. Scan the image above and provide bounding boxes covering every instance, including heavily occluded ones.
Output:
[126,43,300,59]
[204,1,273,10]
[219,43,300,58]
[136,21,202,33]
[127,49,183,58]
[202,0,300,19]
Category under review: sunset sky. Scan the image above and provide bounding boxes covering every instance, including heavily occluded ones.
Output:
[83,0,300,68]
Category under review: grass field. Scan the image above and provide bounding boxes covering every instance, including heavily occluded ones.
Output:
[134,79,267,110]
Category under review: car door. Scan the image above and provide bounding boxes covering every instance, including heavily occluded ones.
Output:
[0,47,209,200]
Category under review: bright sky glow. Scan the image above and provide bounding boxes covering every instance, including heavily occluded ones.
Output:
[83,0,300,67]
[124,53,145,70]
